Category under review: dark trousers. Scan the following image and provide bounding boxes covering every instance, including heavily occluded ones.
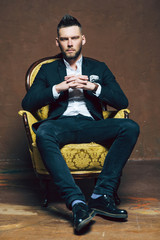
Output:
[36,114,139,209]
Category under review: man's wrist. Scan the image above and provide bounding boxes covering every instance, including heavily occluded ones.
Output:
[55,85,61,94]
[52,85,60,99]
[92,83,99,94]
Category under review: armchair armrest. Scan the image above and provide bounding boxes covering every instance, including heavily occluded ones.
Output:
[18,110,38,150]
[103,109,130,119]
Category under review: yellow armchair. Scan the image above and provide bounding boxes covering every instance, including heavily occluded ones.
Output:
[19,56,130,206]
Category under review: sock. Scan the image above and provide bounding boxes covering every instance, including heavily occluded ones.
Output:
[71,200,86,208]
[91,193,102,199]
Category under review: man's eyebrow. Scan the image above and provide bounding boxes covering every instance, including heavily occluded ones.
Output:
[59,35,80,40]
[71,36,80,39]
[59,37,68,40]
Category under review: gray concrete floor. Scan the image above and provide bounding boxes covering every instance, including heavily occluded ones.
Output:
[0,160,160,239]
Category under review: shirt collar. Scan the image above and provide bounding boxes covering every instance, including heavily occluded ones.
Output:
[63,55,83,69]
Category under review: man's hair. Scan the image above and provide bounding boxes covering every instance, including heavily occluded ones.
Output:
[57,14,82,36]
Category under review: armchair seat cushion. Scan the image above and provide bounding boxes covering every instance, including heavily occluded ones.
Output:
[32,142,108,175]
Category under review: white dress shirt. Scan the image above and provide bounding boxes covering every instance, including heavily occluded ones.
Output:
[52,56,101,118]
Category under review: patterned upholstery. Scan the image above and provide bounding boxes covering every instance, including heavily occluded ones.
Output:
[19,57,130,177]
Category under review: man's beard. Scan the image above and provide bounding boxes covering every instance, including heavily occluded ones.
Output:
[61,46,82,61]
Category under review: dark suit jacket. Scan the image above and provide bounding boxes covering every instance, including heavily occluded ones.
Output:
[22,57,128,127]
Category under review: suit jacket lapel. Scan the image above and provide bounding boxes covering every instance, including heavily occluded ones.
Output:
[82,57,89,76]
[58,59,66,83]
[82,57,91,97]
[57,59,69,100]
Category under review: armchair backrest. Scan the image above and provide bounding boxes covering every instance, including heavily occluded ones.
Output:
[26,56,60,90]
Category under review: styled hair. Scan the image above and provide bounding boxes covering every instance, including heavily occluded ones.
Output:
[57,14,82,36]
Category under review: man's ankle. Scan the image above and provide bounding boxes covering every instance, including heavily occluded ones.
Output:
[91,193,102,199]
[71,200,86,208]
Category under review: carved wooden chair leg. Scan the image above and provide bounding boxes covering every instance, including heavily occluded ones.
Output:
[114,178,121,205]
[94,178,97,185]
[39,178,50,207]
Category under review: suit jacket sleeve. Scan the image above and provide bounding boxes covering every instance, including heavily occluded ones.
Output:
[22,65,56,113]
[98,62,128,110]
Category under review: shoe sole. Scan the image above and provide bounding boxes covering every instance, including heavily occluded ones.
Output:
[91,208,128,219]
[75,210,95,232]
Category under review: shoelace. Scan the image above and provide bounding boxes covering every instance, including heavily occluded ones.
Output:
[73,203,88,213]
[103,194,116,206]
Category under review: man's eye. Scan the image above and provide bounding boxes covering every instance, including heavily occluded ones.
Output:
[60,38,68,41]
[72,37,79,40]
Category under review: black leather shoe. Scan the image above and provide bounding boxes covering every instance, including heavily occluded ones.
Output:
[72,203,95,232]
[88,195,128,219]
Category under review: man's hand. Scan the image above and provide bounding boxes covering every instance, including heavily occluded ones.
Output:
[55,75,97,93]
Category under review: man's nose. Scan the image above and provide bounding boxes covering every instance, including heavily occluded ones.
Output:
[68,38,73,47]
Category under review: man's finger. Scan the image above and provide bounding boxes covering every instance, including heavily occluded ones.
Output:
[65,75,88,81]
[79,75,88,80]
[66,77,76,83]
[75,79,87,85]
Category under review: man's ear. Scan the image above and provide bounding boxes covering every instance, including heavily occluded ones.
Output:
[82,35,86,46]
[56,38,59,47]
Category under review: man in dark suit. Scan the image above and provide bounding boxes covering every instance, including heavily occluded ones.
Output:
[22,15,139,232]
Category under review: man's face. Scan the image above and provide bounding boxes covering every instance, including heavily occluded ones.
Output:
[56,26,86,61]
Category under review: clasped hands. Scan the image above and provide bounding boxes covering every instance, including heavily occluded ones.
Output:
[55,75,98,94]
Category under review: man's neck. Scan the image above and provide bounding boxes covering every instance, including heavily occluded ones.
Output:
[65,54,82,70]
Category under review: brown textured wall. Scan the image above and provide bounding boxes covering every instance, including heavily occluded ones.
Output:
[0,0,160,167]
